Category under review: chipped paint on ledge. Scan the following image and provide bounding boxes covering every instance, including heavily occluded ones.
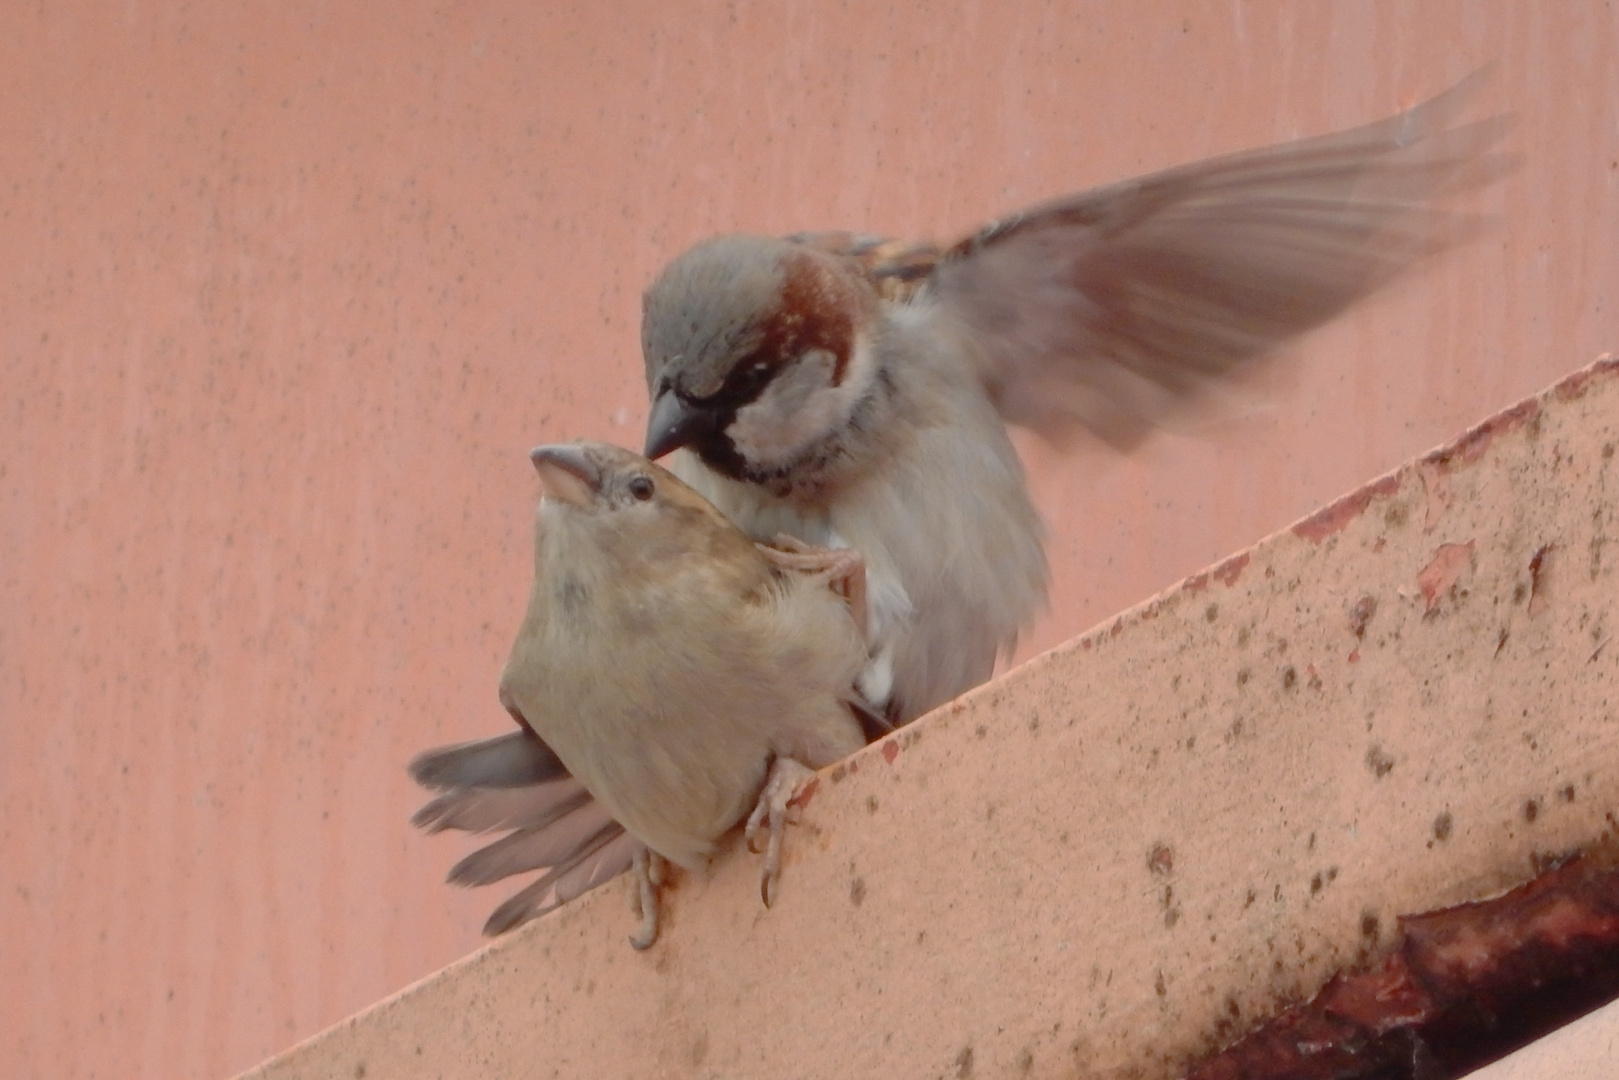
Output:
[1552,352,1618,401]
[1098,354,1619,649]
[1292,473,1403,543]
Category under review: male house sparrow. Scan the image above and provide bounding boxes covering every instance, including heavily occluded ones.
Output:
[640,74,1509,724]
[411,441,880,946]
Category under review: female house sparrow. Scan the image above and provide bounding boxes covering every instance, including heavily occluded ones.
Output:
[411,441,880,947]
[640,74,1509,723]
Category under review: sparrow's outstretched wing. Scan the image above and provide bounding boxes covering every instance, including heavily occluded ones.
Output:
[930,71,1513,447]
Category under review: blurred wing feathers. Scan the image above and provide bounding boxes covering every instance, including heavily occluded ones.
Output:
[932,72,1513,446]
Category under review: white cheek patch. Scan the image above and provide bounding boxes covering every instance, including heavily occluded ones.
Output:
[727,339,876,471]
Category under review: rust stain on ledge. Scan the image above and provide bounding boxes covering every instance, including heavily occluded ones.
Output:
[1348,594,1378,639]
[1528,544,1556,617]
[1292,474,1402,543]
[1182,848,1619,1080]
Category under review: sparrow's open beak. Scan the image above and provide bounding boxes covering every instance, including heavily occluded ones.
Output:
[529,444,602,507]
[644,390,719,460]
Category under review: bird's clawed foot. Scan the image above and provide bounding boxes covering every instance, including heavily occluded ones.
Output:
[743,757,819,908]
[628,846,668,950]
[757,535,868,639]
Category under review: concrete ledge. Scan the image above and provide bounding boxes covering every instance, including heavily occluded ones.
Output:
[239,356,1619,1080]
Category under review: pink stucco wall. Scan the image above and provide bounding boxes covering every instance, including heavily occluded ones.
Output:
[2,3,1615,1077]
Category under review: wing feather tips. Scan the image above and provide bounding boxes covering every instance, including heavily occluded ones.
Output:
[936,73,1513,448]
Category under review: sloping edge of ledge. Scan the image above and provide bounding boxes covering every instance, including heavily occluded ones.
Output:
[239,355,1619,1080]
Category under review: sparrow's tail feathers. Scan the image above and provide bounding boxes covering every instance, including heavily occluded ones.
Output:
[409,729,569,790]
[446,797,619,886]
[411,778,592,835]
[481,825,639,937]
[410,729,639,934]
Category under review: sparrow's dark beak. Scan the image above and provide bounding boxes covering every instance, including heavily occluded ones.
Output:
[530,444,602,507]
[644,390,719,460]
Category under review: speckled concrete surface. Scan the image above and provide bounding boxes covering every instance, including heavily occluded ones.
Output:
[4,4,1619,1078]
[236,361,1618,1078]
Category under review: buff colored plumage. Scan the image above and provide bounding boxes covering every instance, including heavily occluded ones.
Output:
[411,441,876,946]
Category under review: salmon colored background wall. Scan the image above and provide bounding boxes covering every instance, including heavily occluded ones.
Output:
[2,3,1614,1077]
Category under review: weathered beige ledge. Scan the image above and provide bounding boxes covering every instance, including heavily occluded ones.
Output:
[238,357,1619,1080]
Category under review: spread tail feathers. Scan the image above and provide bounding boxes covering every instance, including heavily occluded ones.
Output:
[409,729,569,789]
[410,730,633,935]
[481,826,640,937]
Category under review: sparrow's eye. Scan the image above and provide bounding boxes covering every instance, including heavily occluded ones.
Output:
[627,475,656,501]
[733,358,775,394]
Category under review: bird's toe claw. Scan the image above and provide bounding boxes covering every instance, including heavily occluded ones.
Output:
[744,758,818,908]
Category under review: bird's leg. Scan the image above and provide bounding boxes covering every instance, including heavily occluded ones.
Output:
[757,535,868,640]
[628,846,668,950]
[743,756,820,908]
